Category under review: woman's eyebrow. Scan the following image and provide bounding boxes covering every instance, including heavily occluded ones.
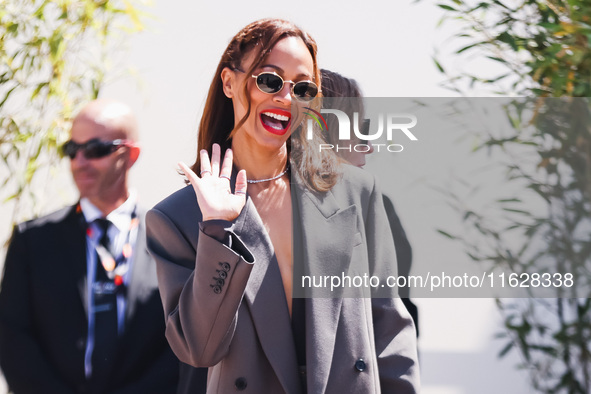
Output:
[259,64,312,79]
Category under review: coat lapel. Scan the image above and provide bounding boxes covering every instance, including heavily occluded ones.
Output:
[293,183,359,393]
[230,170,360,393]
[234,198,303,394]
[62,204,90,318]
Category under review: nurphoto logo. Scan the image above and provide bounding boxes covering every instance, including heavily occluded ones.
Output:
[304,106,418,153]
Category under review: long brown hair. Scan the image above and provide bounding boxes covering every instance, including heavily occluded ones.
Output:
[191,18,339,192]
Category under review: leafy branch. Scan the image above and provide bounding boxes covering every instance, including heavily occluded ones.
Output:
[0,0,147,225]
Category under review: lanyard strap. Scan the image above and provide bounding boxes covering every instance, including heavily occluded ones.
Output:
[90,208,139,287]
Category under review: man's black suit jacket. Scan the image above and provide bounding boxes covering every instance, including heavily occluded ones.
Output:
[0,204,179,394]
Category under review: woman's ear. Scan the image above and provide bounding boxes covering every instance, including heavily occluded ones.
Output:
[221,67,235,99]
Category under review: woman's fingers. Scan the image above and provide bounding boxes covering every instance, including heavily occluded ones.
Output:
[210,143,221,177]
[220,148,233,181]
[178,161,200,187]
[235,169,248,197]
[200,149,212,177]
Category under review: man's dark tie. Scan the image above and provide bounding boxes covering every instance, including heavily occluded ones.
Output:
[92,218,118,382]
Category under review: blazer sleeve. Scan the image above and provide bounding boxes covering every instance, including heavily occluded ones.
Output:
[145,208,255,368]
[365,179,421,392]
[0,227,77,394]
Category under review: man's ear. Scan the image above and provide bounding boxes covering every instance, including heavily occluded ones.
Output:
[127,145,140,167]
[221,67,235,99]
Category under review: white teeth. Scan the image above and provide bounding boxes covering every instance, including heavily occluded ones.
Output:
[262,112,289,121]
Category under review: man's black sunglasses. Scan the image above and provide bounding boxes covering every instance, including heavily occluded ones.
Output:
[61,139,131,160]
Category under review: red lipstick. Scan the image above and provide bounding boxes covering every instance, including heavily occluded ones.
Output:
[260,109,292,135]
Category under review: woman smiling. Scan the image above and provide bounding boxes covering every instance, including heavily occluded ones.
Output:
[146,18,419,393]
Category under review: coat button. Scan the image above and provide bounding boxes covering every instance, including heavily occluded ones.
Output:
[212,285,222,294]
[235,377,247,390]
[213,277,225,286]
[217,270,228,279]
[221,262,231,271]
[355,359,366,372]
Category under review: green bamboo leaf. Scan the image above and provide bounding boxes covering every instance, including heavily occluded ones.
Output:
[491,0,512,11]
[456,42,480,54]
[497,31,519,51]
[33,0,49,19]
[3,191,20,204]
[25,160,38,184]
[468,2,490,11]
[486,56,507,63]
[466,252,481,261]
[438,4,457,12]
[501,208,532,216]
[497,198,522,203]
[498,341,513,357]
[7,22,19,34]
[49,31,66,62]
[31,82,49,100]
[0,85,17,107]
[433,57,445,73]
[436,229,457,239]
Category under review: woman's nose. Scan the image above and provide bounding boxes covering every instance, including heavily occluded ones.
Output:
[273,83,293,106]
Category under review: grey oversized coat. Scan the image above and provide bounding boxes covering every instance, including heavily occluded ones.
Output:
[146,165,419,393]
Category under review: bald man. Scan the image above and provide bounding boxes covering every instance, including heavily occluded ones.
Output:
[0,100,179,393]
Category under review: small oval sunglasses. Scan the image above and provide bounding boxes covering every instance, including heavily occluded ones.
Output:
[235,69,320,102]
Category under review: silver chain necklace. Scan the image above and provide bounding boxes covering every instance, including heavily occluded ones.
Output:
[246,164,289,184]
